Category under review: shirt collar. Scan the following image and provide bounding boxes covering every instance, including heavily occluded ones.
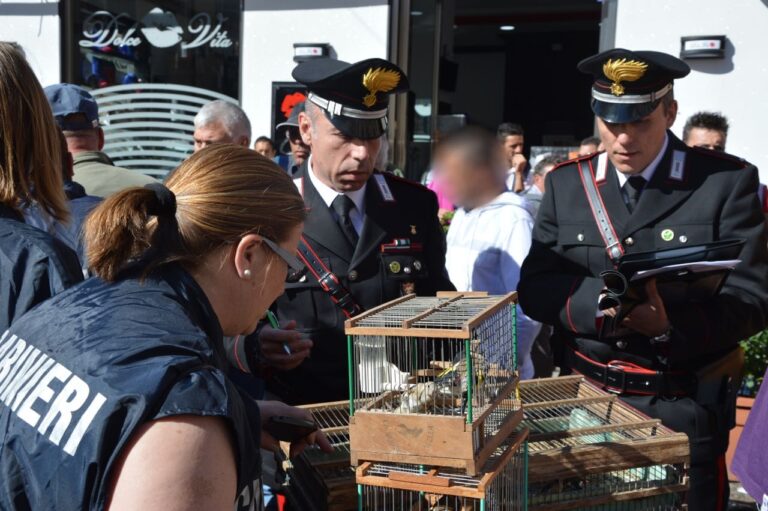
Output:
[615,133,669,187]
[307,155,366,213]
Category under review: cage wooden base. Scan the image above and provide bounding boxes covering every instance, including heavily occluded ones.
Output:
[356,429,528,510]
[351,380,523,475]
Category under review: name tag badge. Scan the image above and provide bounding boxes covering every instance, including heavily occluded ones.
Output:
[669,150,686,181]
[595,153,608,183]
[374,174,396,202]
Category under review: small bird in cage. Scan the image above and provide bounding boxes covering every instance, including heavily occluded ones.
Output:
[396,381,437,413]
[433,347,492,411]
[408,493,480,511]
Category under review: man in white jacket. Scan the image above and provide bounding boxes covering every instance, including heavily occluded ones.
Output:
[436,126,541,379]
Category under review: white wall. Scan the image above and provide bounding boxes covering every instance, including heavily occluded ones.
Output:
[0,1,61,87]
[614,0,768,181]
[241,0,390,139]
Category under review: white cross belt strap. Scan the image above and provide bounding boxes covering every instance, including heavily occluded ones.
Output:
[577,159,624,265]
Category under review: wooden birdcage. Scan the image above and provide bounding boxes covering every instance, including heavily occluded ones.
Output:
[356,430,529,510]
[519,376,690,510]
[346,292,524,475]
[283,401,358,511]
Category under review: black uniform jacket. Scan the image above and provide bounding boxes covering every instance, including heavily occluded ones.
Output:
[0,204,83,331]
[0,264,263,510]
[270,164,455,404]
[518,132,768,370]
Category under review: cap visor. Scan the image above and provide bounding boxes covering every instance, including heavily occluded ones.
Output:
[325,111,384,140]
[591,98,661,124]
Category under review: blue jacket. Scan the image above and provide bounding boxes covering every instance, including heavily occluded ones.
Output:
[0,204,83,332]
[0,264,263,510]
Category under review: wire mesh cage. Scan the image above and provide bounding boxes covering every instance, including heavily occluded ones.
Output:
[283,401,358,511]
[346,292,523,474]
[518,376,690,510]
[357,429,529,511]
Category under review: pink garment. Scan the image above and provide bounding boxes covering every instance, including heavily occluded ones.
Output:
[427,175,454,212]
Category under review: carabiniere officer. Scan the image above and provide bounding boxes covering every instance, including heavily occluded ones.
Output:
[518,48,768,511]
[232,58,455,405]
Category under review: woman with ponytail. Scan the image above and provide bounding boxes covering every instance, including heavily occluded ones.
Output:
[0,42,83,330]
[0,145,330,510]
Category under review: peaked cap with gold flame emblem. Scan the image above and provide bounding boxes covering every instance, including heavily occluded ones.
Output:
[578,49,690,123]
[292,58,409,139]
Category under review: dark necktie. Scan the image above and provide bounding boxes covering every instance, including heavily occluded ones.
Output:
[331,195,359,248]
[623,176,646,213]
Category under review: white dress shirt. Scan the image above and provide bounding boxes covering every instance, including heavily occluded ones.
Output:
[307,156,366,235]
[446,191,542,379]
[615,133,669,188]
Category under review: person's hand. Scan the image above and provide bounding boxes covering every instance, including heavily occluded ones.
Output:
[257,400,333,457]
[511,153,527,175]
[622,279,670,337]
[259,321,312,371]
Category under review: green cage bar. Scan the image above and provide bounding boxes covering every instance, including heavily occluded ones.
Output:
[465,338,473,424]
[347,334,355,417]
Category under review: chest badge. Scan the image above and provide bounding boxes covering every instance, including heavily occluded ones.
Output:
[661,229,675,242]
[389,261,402,274]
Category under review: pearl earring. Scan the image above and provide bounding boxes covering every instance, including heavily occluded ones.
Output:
[243,269,252,279]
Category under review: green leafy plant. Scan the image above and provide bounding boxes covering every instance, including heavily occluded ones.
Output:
[439,211,455,233]
[739,329,768,397]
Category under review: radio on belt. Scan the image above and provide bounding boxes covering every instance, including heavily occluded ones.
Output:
[380,238,426,281]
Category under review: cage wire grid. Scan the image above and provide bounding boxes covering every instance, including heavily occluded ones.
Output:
[518,377,689,510]
[347,294,519,422]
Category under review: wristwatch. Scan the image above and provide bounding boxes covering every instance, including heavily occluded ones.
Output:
[650,326,674,344]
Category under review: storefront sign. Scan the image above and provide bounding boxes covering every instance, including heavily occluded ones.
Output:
[80,7,233,50]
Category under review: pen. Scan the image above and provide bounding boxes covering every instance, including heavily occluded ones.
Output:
[266,310,292,356]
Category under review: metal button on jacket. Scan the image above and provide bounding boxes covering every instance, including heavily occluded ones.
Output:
[624,237,634,246]
[679,235,688,243]
[348,270,359,281]
[577,233,585,242]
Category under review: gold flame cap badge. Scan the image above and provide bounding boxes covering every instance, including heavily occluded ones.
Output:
[602,58,648,96]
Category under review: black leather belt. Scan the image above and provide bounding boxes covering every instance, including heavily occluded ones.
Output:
[566,346,696,396]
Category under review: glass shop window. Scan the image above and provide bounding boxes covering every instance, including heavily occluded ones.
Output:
[62,0,241,98]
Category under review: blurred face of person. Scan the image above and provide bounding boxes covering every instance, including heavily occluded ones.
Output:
[194,122,239,152]
[286,127,310,166]
[501,135,524,167]
[436,148,503,211]
[685,127,726,152]
[299,108,381,192]
[254,140,276,158]
[578,143,599,156]
[597,100,677,175]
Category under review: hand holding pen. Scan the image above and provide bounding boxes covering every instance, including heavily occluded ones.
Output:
[259,311,313,371]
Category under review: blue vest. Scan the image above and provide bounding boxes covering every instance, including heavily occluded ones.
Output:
[0,264,263,510]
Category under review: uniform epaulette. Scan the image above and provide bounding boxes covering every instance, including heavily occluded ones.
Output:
[550,151,601,172]
[689,146,748,168]
[380,171,430,191]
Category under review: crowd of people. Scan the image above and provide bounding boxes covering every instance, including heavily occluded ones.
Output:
[0,39,767,511]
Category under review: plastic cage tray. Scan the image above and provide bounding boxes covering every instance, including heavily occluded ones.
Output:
[356,429,529,510]
[518,376,690,511]
[347,292,523,475]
